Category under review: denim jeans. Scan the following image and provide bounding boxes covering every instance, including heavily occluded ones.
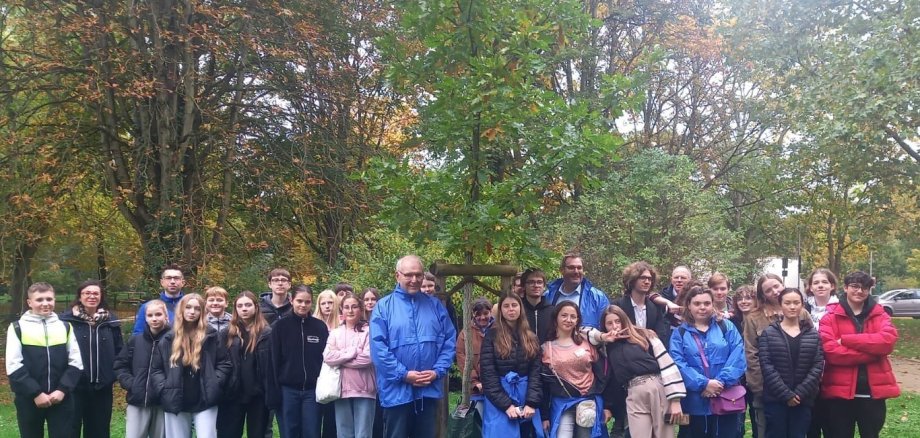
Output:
[382,397,438,438]
[279,386,321,438]
[763,401,811,438]
[335,397,376,438]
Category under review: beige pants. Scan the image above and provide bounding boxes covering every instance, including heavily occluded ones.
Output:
[625,376,674,438]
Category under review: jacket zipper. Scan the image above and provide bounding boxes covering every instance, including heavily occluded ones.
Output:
[780,326,796,389]
[144,339,157,407]
[43,320,51,392]
[301,318,308,391]
[90,323,96,383]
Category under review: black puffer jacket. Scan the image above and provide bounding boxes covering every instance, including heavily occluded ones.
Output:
[757,321,824,405]
[150,328,233,413]
[114,326,171,407]
[223,324,274,404]
[479,328,543,410]
[60,310,124,390]
[523,297,554,344]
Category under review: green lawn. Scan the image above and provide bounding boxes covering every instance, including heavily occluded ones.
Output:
[892,318,920,360]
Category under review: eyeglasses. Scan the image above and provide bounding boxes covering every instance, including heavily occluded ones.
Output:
[270,278,290,283]
[161,276,184,281]
[398,271,425,279]
[525,279,545,285]
[846,284,870,292]
[637,275,653,282]
[81,291,101,297]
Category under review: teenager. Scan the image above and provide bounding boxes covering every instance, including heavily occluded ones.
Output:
[728,285,756,437]
[540,301,606,438]
[743,273,786,438]
[480,294,543,438]
[114,299,171,438]
[709,273,734,320]
[757,288,824,438]
[6,282,83,438]
[805,268,838,331]
[260,268,294,325]
[217,291,274,438]
[362,288,379,320]
[456,297,493,406]
[204,286,232,333]
[520,268,554,344]
[150,293,232,438]
[323,293,377,437]
[60,279,124,438]
[818,271,899,438]
[601,305,686,438]
[314,289,339,438]
[272,285,329,438]
[670,285,747,438]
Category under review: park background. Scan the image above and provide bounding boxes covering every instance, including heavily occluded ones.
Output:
[0,0,918,435]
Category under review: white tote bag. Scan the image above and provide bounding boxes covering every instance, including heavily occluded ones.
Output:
[315,362,341,404]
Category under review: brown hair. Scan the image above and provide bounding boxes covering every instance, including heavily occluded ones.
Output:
[267,268,291,282]
[227,291,268,353]
[806,268,838,296]
[622,261,658,294]
[548,301,585,345]
[71,279,109,309]
[494,294,540,360]
[602,305,655,351]
[707,272,730,289]
[680,285,713,323]
[756,273,784,306]
[560,252,582,269]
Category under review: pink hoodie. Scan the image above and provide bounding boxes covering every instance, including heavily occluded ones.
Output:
[323,324,377,399]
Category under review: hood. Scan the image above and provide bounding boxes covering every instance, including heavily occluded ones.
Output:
[260,292,291,307]
[546,277,596,297]
[523,295,552,310]
[20,310,61,325]
[207,312,232,324]
[145,324,172,341]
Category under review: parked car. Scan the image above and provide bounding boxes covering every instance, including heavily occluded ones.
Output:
[878,289,920,318]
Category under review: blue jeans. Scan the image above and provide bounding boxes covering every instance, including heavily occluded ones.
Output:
[682,413,742,438]
[279,386,321,438]
[335,397,376,438]
[382,398,438,438]
[763,401,811,438]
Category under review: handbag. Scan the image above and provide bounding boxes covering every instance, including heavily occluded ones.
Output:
[448,400,483,438]
[547,342,596,428]
[689,331,746,415]
[315,362,341,404]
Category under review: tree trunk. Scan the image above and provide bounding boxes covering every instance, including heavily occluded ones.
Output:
[8,238,42,321]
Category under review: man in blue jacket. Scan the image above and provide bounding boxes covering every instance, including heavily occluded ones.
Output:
[132,264,185,335]
[370,255,457,438]
[545,253,610,329]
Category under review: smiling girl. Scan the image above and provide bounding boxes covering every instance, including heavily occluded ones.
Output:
[323,293,376,437]
[151,293,232,438]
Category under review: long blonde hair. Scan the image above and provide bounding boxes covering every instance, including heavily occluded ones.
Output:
[227,291,269,353]
[313,289,340,330]
[603,305,656,351]
[170,294,208,370]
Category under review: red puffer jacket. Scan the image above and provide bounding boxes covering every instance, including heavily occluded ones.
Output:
[818,302,899,400]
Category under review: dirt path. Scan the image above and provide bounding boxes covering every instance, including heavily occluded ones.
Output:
[891,356,920,393]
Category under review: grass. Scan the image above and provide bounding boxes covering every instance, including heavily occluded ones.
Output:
[892,318,920,360]
[2,320,920,436]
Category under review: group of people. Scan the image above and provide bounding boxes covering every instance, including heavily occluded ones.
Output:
[4,254,900,438]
